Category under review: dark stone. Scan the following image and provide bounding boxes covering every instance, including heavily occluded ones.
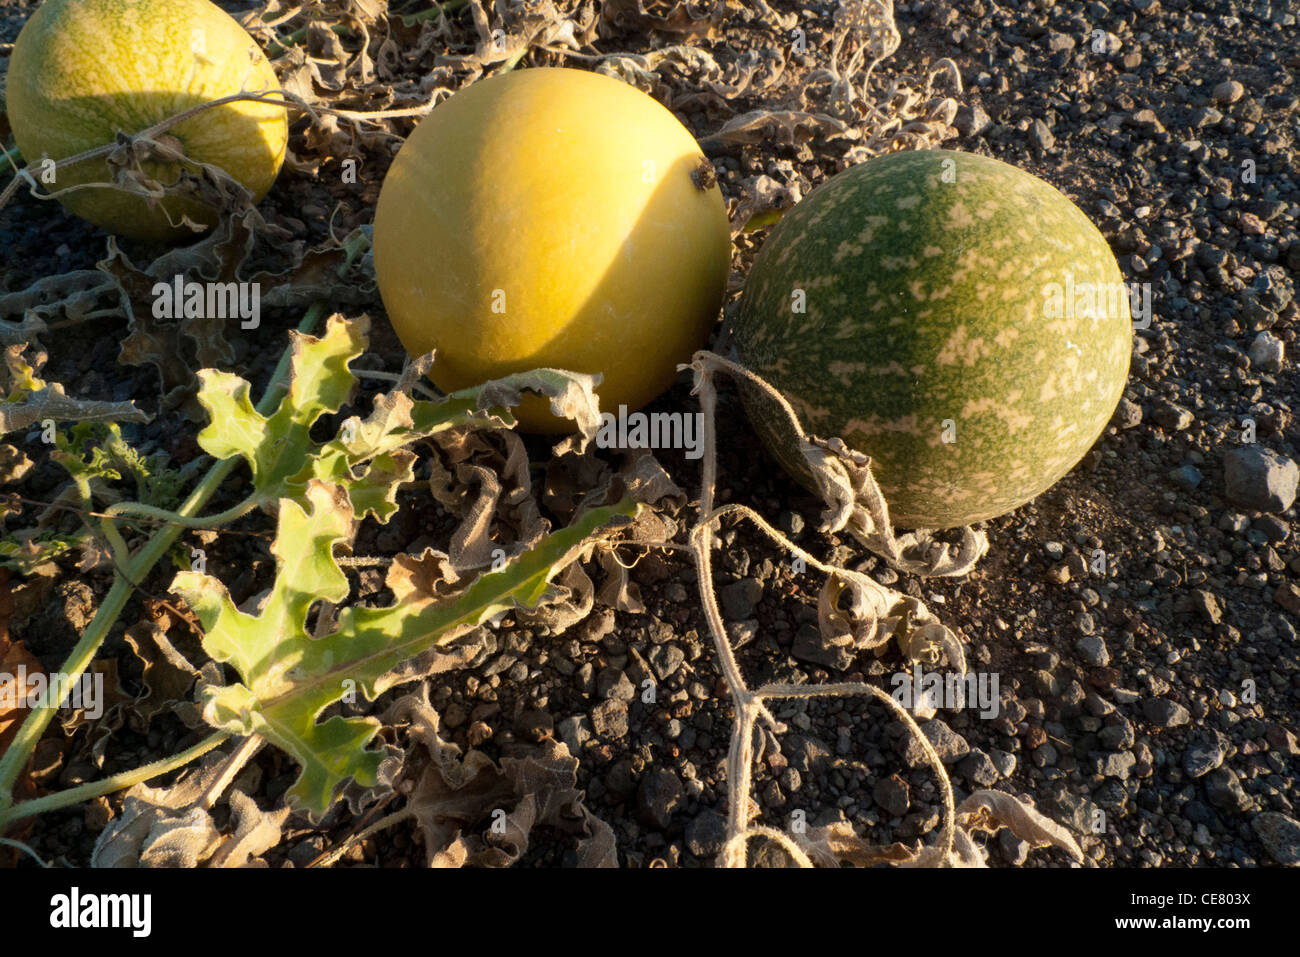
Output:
[955,103,992,137]
[1224,447,1299,512]
[637,769,684,830]
[1142,698,1190,727]
[685,809,727,859]
[591,698,629,740]
[784,733,833,773]
[1205,768,1251,812]
[719,579,764,619]
[873,774,910,817]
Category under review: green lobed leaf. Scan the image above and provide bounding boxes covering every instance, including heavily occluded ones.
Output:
[0,530,86,573]
[191,317,593,522]
[51,421,186,508]
[172,479,636,817]
[192,316,367,507]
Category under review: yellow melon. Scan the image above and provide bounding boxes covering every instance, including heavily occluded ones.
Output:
[5,0,288,242]
[373,67,730,432]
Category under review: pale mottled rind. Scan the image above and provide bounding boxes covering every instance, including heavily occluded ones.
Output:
[6,0,287,241]
[731,149,1132,529]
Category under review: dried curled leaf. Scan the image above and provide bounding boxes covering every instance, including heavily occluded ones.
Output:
[104,214,375,407]
[122,620,202,726]
[795,821,923,867]
[0,631,44,758]
[955,789,1085,864]
[600,0,738,38]
[789,788,1083,869]
[0,272,101,342]
[90,751,228,868]
[514,559,594,633]
[473,368,605,455]
[206,789,292,868]
[385,686,616,867]
[594,546,645,614]
[0,344,149,433]
[425,430,547,572]
[700,109,853,149]
[90,750,290,868]
[0,444,33,485]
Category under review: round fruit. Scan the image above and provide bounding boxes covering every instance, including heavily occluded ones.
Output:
[373,67,730,433]
[6,0,288,242]
[730,149,1131,530]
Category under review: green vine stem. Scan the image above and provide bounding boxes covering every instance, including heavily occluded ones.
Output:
[0,301,329,817]
[103,494,261,534]
[0,733,230,829]
[396,1,472,29]
[497,46,530,75]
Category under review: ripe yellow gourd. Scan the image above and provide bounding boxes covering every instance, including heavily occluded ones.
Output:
[5,0,288,242]
[373,67,730,432]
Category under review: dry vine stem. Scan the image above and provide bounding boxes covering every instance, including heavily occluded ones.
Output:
[0,87,436,219]
[687,350,973,868]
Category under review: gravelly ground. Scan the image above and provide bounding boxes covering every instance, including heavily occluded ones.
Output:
[1,0,1297,868]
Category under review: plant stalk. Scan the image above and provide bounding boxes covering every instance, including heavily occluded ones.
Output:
[0,733,230,829]
[0,303,327,815]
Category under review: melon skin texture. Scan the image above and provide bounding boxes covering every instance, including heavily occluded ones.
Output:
[731,149,1132,530]
[6,0,287,242]
[373,67,730,433]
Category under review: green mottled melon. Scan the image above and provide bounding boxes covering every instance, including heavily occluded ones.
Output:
[731,149,1132,530]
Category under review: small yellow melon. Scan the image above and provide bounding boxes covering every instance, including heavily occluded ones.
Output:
[5,0,288,242]
[373,67,730,432]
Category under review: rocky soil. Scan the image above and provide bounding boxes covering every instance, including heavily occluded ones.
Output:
[0,0,1297,868]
